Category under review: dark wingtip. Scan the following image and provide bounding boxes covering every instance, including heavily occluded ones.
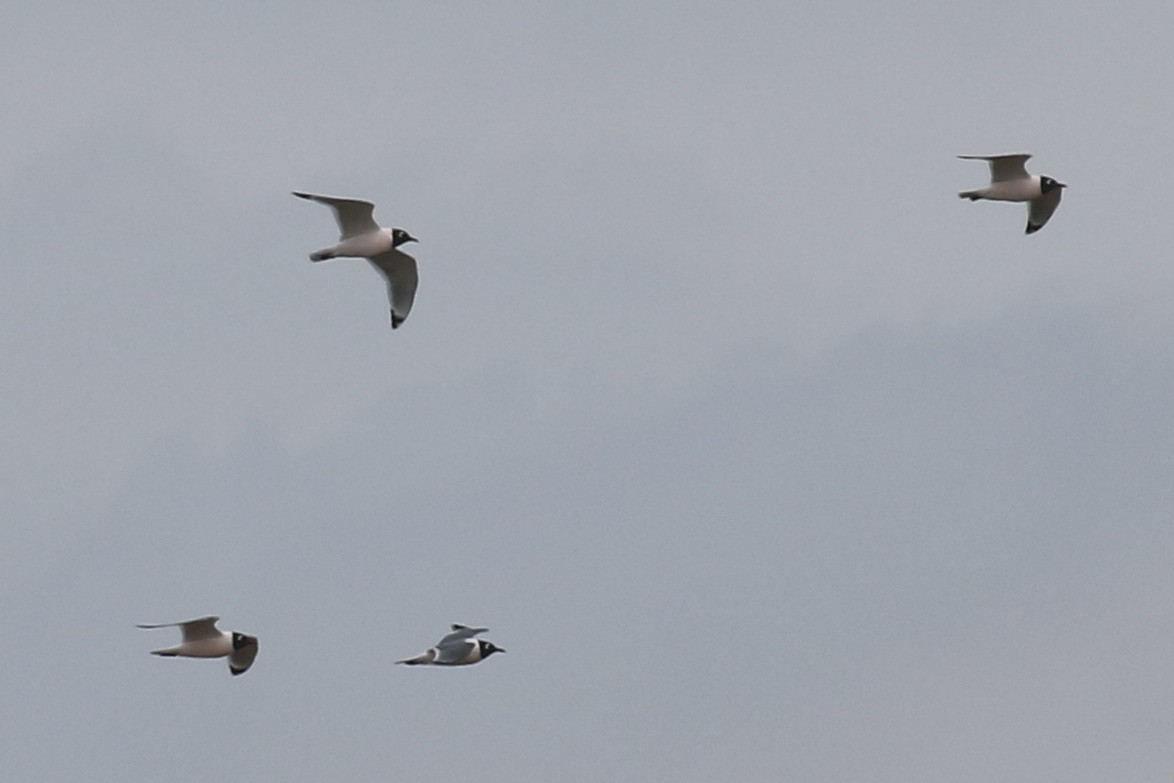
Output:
[1025,222,1041,235]
[391,312,405,329]
[292,191,312,200]
[229,666,248,676]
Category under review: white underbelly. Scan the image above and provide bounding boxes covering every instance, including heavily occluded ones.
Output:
[982,178,1042,202]
[181,637,233,658]
[336,231,393,258]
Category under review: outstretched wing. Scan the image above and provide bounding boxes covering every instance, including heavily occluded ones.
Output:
[293,192,380,239]
[437,624,488,647]
[229,639,259,676]
[136,616,222,642]
[368,249,418,329]
[1026,187,1063,234]
[434,638,478,665]
[958,154,1032,183]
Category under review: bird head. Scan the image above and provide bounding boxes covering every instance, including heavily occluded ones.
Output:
[392,228,418,247]
[232,632,258,651]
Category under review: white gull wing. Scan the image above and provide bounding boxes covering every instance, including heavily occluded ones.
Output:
[229,638,259,676]
[293,192,380,240]
[437,624,488,646]
[434,637,478,664]
[136,616,222,643]
[368,249,418,329]
[958,154,1032,183]
[1026,187,1063,234]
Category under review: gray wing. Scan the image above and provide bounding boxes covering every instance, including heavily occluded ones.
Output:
[434,637,478,664]
[136,616,221,642]
[1026,187,1063,234]
[368,249,418,329]
[958,154,1031,183]
[437,624,488,646]
[229,639,259,676]
[292,192,379,240]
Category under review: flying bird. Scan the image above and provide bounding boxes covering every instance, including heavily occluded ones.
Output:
[293,192,419,328]
[137,616,259,676]
[397,624,505,666]
[958,154,1066,234]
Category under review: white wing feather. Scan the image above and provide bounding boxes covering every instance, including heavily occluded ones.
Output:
[958,154,1032,183]
[293,192,380,239]
[136,616,222,642]
[1026,187,1063,234]
[368,249,418,328]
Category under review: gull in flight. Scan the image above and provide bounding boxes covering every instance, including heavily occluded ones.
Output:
[293,192,419,328]
[958,154,1066,234]
[137,615,259,676]
[397,624,505,666]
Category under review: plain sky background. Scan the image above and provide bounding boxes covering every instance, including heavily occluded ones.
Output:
[3,2,1174,781]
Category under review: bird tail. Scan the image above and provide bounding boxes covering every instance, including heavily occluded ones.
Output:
[396,650,434,665]
[309,249,335,262]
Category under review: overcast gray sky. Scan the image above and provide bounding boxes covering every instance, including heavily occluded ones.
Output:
[3,2,1174,781]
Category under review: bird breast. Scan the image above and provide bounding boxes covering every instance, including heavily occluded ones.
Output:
[980,177,1043,202]
[335,230,395,259]
[179,635,235,658]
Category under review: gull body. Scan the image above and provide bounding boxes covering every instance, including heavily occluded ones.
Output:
[328,230,399,260]
[958,154,1066,234]
[398,624,505,666]
[293,191,419,328]
[137,616,259,676]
